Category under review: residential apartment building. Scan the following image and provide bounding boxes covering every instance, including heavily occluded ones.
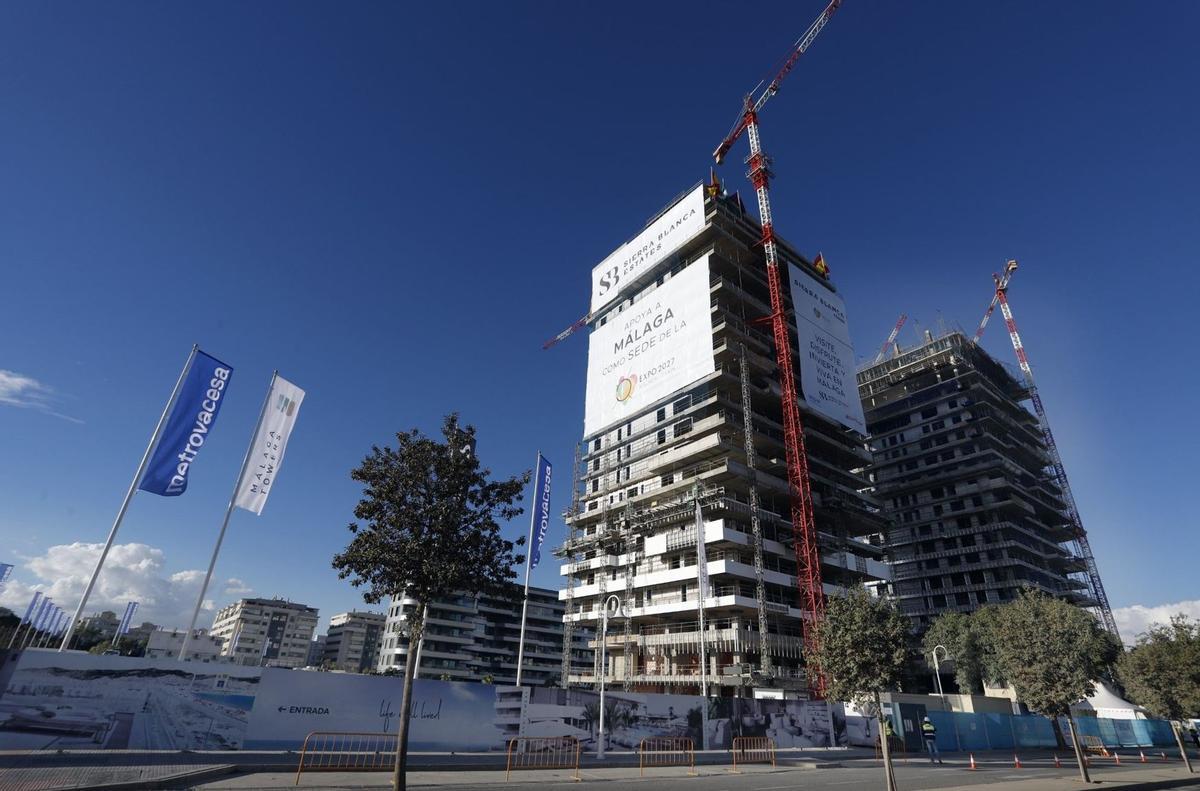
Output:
[558,183,889,697]
[209,598,319,668]
[145,628,229,663]
[378,585,591,685]
[307,635,327,667]
[323,611,386,673]
[856,331,1098,632]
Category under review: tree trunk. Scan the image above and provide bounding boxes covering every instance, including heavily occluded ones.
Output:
[876,692,899,791]
[1065,712,1091,784]
[392,618,423,791]
[1172,721,1194,774]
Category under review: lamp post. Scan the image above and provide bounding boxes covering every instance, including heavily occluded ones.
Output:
[931,644,949,700]
[597,594,626,759]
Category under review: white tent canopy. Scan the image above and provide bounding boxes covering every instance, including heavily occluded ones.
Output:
[1072,680,1148,720]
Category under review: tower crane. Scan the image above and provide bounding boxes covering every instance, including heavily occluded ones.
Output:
[874,313,908,364]
[712,0,843,696]
[974,260,1120,640]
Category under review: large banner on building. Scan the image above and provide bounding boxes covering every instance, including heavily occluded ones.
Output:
[590,185,706,315]
[787,264,867,434]
[584,256,715,436]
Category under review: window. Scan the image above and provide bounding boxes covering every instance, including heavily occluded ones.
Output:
[661,474,674,487]
[674,419,693,438]
[657,407,667,422]
[591,479,599,493]
[657,429,667,445]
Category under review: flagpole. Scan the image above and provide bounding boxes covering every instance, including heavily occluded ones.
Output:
[7,593,41,650]
[514,451,540,688]
[61,345,198,652]
[180,371,276,661]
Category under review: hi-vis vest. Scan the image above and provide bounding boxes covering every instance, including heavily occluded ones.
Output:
[922,721,936,738]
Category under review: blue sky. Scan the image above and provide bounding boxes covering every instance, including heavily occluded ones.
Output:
[1,1,1197,638]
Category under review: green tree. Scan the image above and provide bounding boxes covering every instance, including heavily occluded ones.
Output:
[332,414,527,791]
[1118,615,1200,773]
[923,611,984,694]
[990,590,1113,783]
[805,587,909,791]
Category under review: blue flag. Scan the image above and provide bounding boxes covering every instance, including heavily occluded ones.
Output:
[139,351,233,496]
[528,455,553,570]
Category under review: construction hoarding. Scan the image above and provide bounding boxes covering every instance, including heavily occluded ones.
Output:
[787,264,867,434]
[590,185,706,315]
[584,256,714,437]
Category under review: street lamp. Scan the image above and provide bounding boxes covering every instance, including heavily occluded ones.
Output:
[930,644,949,700]
[597,593,627,759]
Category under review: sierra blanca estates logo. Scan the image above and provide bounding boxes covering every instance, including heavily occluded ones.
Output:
[615,374,637,402]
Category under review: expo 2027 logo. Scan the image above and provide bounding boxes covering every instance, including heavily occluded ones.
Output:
[615,374,637,403]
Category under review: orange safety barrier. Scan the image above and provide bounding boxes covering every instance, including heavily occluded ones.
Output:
[1082,735,1110,756]
[639,737,696,776]
[294,731,397,785]
[505,736,581,782]
[731,736,776,772]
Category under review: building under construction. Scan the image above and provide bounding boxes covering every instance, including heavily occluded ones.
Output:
[555,182,889,697]
[856,331,1099,632]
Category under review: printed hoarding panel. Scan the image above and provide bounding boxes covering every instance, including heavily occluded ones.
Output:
[0,651,262,750]
[787,265,867,434]
[243,671,502,750]
[590,186,706,314]
[584,256,715,436]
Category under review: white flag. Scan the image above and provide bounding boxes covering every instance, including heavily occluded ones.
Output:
[234,375,305,515]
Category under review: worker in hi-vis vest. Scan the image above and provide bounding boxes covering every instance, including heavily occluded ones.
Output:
[921,716,943,764]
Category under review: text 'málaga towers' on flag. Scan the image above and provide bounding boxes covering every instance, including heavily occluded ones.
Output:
[233,375,305,515]
[138,350,234,496]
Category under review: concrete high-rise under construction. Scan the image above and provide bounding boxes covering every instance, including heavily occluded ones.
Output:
[856,331,1099,632]
[555,182,889,697]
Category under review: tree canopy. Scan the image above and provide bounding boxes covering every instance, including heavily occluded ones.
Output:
[989,589,1114,717]
[332,414,528,620]
[806,586,910,713]
[1118,615,1200,721]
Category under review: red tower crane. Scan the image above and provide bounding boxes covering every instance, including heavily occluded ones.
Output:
[712,0,843,696]
[974,260,1120,640]
[874,313,908,364]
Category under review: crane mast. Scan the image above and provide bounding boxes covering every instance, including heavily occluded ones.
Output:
[713,0,843,697]
[874,313,908,364]
[986,262,1119,639]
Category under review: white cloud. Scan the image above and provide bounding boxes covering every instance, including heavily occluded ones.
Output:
[1113,599,1200,645]
[0,369,82,423]
[0,542,252,630]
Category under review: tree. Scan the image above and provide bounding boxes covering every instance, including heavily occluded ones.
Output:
[1118,615,1200,773]
[990,589,1113,783]
[332,414,527,791]
[923,611,984,694]
[806,587,909,791]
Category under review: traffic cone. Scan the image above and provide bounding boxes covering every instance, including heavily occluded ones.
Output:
[1014,754,1022,769]
[1161,751,1169,762]
[1054,754,1061,768]
[1114,752,1121,765]
[968,754,977,771]
[1140,750,1147,763]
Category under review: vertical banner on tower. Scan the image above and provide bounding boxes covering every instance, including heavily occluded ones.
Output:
[139,351,234,496]
[0,563,12,594]
[528,455,553,570]
[233,376,305,515]
[787,264,867,434]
